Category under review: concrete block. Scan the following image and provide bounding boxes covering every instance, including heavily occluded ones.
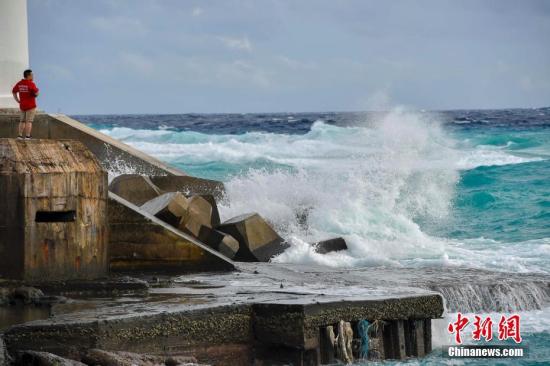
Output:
[194,194,221,227]
[149,175,225,200]
[424,319,432,354]
[415,319,426,357]
[314,237,348,254]
[404,319,426,357]
[140,192,189,227]
[0,139,108,281]
[109,174,163,206]
[382,320,406,360]
[179,195,220,237]
[319,326,336,364]
[198,227,240,259]
[218,213,288,262]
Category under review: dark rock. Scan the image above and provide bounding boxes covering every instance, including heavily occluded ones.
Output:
[140,192,189,227]
[82,348,199,366]
[149,175,225,201]
[218,213,289,262]
[314,237,348,254]
[0,287,13,305]
[109,174,163,206]
[0,335,9,366]
[13,287,44,304]
[16,350,85,366]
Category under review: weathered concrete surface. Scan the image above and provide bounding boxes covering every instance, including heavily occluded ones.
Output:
[16,350,86,366]
[0,113,185,176]
[218,213,289,262]
[109,174,163,206]
[108,192,234,272]
[82,349,200,366]
[10,277,149,297]
[0,139,108,281]
[149,176,225,201]
[5,304,253,366]
[140,192,189,228]
[314,237,348,254]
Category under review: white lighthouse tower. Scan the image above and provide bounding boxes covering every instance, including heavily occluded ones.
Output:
[0,0,29,108]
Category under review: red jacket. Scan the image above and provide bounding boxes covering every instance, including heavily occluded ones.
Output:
[12,79,39,111]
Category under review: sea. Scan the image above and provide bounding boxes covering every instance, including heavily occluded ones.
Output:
[75,107,550,365]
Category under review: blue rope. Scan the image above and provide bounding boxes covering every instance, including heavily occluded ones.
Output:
[357,319,370,359]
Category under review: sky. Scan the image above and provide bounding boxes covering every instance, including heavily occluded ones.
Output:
[28,0,550,114]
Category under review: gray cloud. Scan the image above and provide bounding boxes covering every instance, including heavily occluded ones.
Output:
[28,0,550,114]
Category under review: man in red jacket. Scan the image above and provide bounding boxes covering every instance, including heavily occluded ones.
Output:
[12,69,39,139]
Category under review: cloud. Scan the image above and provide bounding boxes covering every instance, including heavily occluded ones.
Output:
[42,64,74,81]
[89,15,147,35]
[118,52,153,74]
[217,36,252,51]
[192,7,204,17]
[278,56,317,70]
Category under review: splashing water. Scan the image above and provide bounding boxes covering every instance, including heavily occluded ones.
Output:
[218,110,459,267]
[94,108,550,273]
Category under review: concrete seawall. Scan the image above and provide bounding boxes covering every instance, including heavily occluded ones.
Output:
[0,111,233,273]
[0,111,184,176]
[109,192,235,271]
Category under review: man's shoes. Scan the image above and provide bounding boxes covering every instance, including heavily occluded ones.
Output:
[17,135,23,140]
[25,136,32,140]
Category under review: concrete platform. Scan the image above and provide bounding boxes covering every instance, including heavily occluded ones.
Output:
[3,263,444,365]
[3,263,550,364]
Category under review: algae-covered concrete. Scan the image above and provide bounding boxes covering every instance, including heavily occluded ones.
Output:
[3,263,445,365]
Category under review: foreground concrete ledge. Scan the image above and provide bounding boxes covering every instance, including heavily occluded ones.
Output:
[3,263,444,365]
[0,276,149,296]
[3,294,442,364]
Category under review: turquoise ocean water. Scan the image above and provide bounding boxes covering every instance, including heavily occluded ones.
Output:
[77,108,550,364]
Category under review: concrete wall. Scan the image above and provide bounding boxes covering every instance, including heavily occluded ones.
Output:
[109,193,234,272]
[0,139,108,281]
[0,112,186,176]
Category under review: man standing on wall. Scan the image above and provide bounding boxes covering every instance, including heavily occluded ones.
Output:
[12,69,39,139]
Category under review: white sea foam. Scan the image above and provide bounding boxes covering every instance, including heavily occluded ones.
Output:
[457,149,542,170]
[100,109,549,272]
